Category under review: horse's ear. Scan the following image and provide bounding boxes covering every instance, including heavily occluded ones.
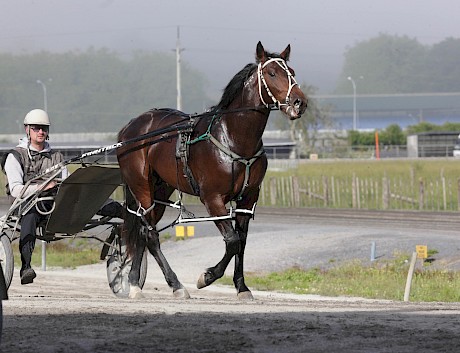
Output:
[280,44,291,61]
[256,41,266,63]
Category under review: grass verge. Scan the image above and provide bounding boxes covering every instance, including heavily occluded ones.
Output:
[217,253,460,302]
[12,240,460,302]
[12,232,175,269]
[13,240,102,269]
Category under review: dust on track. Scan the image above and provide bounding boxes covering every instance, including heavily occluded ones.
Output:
[2,206,460,352]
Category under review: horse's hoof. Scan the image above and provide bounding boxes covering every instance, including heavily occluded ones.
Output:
[237,291,254,301]
[197,273,207,289]
[173,288,191,299]
[128,286,144,299]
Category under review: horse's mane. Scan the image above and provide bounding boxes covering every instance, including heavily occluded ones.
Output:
[211,50,286,112]
[211,63,257,111]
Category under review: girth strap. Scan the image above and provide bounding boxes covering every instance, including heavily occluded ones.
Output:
[208,134,265,200]
[187,113,265,201]
[176,129,200,195]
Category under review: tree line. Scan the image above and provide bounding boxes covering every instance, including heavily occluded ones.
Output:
[1,33,459,135]
[0,48,208,134]
[335,34,460,94]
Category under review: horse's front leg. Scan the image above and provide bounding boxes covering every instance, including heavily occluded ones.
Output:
[233,212,253,300]
[197,212,241,289]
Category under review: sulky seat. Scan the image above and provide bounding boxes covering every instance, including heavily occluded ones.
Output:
[45,165,122,235]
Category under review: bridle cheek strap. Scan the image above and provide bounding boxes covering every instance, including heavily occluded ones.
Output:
[257,58,299,109]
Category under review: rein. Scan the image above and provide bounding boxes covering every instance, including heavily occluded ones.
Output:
[30,104,275,185]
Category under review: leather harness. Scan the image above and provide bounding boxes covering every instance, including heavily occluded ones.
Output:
[175,113,265,201]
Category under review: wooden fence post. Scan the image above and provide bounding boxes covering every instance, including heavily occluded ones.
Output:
[375,180,379,209]
[357,177,361,209]
[322,175,329,206]
[352,173,357,208]
[382,175,389,210]
[292,176,300,207]
[270,177,277,206]
[262,174,460,211]
[331,176,336,207]
[418,178,424,210]
[457,178,460,211]
[442,177,447,211]
[260,180,265,205]
[280,177,286,206]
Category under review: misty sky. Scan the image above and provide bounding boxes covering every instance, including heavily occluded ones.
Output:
[2,0,460,96]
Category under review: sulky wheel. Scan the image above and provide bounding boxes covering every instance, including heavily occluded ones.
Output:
[0,234,13,290]
[106,230,147,298]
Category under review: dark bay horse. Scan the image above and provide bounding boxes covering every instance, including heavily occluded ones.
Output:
[117,41,307,299]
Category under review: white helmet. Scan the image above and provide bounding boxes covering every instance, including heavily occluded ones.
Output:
[24,109,50,126]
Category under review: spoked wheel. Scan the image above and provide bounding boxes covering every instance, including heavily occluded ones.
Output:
[106,230,147,298]
[0,234,13,290]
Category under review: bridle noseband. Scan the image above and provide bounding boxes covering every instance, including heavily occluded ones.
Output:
[257,57,299,110]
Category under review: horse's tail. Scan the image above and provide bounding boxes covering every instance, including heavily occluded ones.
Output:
[121,185,141,258]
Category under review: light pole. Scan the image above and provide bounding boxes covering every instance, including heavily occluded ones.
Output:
[36,79,51,112]
[175,26,184,111]
[36,78,51,271]
[347,76,363,130]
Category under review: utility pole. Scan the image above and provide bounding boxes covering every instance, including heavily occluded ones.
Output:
[36,78,52,271]
[176,26,183,111]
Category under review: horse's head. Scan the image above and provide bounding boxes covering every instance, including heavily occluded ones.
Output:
[256,41,307,120]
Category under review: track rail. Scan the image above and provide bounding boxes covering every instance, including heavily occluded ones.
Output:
[254,207,460,232]
[163,203,460,233]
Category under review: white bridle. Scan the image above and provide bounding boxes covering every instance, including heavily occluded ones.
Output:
[257,57,299,109]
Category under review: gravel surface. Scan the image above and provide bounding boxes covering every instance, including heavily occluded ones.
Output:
[158,205,460,276]
[2,205,460,352]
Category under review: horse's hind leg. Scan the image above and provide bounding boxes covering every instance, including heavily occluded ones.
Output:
[128,231,147,299]
[145,226,190,299]
[145,183,190,299]
[126,181,189,299]
[129,216,190,299]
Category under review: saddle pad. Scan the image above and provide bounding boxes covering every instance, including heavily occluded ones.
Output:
[46,166,121,234]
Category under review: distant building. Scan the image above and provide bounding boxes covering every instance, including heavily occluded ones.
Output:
[315,92,460,130]
[407,131,459,158]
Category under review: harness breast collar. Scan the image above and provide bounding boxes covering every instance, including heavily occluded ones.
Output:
[183,111,265,201]
[207,134,265,201]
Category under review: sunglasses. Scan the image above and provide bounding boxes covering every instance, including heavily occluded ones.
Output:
[29,125,49,133]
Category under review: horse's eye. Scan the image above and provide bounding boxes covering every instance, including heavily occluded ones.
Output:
[268,70,275,77]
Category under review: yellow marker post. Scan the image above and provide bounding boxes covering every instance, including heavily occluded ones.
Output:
[186,226,195,237]
[175,225,195,238]
[175,226,185,238]
[416,245,428,259]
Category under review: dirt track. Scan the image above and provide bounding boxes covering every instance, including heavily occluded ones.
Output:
[3,207,460,352]
[3,264,460,353]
